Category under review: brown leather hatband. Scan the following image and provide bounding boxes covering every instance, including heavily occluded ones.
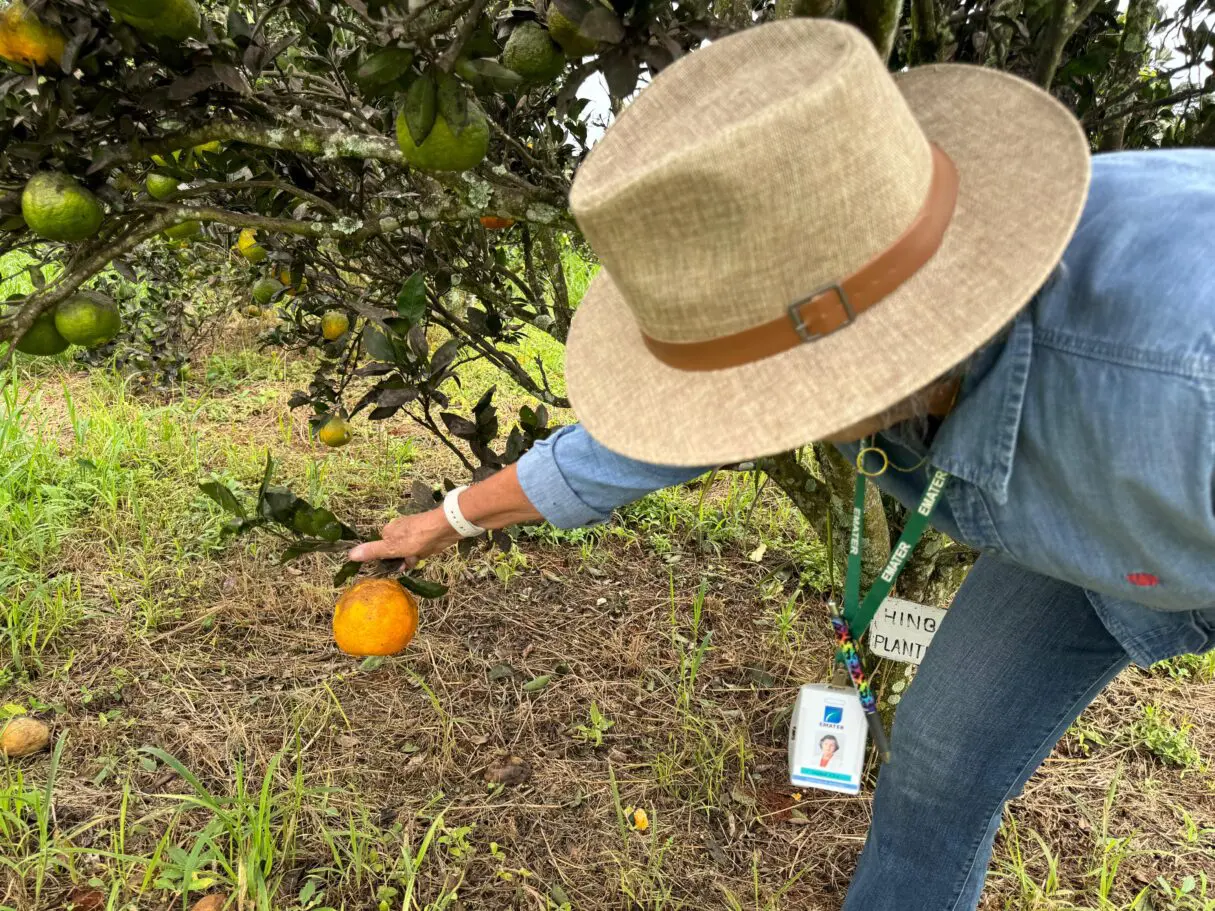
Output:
[641,144,960,371]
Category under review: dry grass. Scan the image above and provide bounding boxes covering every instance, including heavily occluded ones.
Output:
[2,329,1214,911]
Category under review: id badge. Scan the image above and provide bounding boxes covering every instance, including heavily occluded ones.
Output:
[788,683,867,795]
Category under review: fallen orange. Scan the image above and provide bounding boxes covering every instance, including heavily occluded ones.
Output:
[332,578,418,656]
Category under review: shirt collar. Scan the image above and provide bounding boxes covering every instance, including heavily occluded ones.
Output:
[928,307,1034,505]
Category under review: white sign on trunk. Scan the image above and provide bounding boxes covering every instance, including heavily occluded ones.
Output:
[867,597,947,665]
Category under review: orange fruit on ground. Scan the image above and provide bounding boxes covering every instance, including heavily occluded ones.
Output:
[332,578,419,656]
[0,716,50,758]
[479,215,515,230]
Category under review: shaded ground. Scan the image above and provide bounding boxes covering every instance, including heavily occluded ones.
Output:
[2,330,1213,911]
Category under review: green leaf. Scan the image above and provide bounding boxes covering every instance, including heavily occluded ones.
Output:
[402,71,437,146]
[522,674,552,692]
[396,271,427,324]
[333,560,362,587]
[261,486,301,526]
[199,481,247,519]
[454,57,524,92]
[280,541,322,563]
[436,74,471,137]
[399,574,448,599]
[292,505,343,541]
[355,47,415,94]
[362,324,399,362]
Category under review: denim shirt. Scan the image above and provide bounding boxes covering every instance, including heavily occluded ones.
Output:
[517,149,1215,667]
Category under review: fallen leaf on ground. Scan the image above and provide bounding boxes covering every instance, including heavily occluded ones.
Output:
[65,887,105,911]
[190,895,228,911]
[484,755,531,787]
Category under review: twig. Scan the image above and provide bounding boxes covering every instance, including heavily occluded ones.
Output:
[439,0,491,74]
[157,179,343,217]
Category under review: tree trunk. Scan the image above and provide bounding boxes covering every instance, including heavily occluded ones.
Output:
[757,448,892,590]
[907,0,950,64]
[843,0,905,62]
[1034,0,1074,89]
[1034,0,1104,90]
[1098,0,1158,151]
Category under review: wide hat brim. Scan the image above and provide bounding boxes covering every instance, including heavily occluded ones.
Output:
[564,64,1091,467]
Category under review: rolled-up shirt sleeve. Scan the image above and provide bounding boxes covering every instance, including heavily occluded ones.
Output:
[516,424,713,528]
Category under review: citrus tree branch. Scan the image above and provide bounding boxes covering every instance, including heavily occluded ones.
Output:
[92,119,571,225]
[90,119,408,175]
[163,179,342,217]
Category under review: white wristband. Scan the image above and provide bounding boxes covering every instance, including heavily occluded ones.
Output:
[442,485,485,538]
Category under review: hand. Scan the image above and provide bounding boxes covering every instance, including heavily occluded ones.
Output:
[348,509,462,567]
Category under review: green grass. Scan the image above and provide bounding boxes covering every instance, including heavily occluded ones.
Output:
[1130,705,1205,771]
[3,293,1214,910]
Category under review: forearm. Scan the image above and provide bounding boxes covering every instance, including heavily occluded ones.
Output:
[515,424,713,528]
[455,463,541,529]
[350,424,712,564]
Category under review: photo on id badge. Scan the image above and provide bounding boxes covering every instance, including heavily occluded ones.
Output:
[789,684,866,794]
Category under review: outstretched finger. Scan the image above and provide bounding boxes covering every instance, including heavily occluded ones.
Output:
[348,539,405,562]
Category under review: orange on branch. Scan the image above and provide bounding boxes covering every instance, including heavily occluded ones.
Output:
[317,415,352,447]
[320,310,350,340]
[332,578,419,656]
[479,215,515,230]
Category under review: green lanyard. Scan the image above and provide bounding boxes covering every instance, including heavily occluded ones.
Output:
[842,465,949,639]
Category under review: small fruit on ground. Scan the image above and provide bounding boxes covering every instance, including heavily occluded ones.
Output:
[395,108,490,173]
[54,291,121,348]
[321,310,350,340]
[0,716,50,758]
[236,227,267,263]
[15,309,69,356]
[502,22,565,82]
[317,415,352,448]
[21,173,104,242]
[163,220,201,240]
[479,215,515,230]
[547,9,598,58]
[0,1,65,67]
[251,278,280,306]
[107,0,201,41]
[145,172,179,199]
[333,578,419,656]
[242,304,262,318]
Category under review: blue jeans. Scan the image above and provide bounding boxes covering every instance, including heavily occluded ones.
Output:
[844,557,1138,911]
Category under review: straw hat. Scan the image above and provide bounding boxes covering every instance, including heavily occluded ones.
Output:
[565,18,1090,467]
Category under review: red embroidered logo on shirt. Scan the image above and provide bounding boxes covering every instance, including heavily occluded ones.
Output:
[1126,572,1159,587]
